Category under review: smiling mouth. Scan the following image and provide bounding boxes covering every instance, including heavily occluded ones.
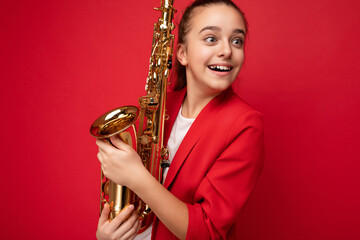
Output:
[208,65,232,72]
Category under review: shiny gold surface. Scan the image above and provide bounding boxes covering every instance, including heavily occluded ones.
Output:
[90,0,176,232]
[90,106,139,139]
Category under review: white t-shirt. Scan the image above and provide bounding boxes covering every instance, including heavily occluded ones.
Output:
[135,107,195,240]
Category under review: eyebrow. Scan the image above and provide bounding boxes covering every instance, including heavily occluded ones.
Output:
[199,26,246,36]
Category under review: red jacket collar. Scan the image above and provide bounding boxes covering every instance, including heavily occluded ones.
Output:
[163,87,234,188]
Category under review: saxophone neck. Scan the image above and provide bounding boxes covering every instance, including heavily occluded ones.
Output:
[155,0,176,29]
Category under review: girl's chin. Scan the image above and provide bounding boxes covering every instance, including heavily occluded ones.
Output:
[209,79,235,91]
[205,83,233,95]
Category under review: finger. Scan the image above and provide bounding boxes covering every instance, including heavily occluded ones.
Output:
[96,139,115,154]
[97,152,103,164]
[97,148,109,163]
[121,218,141,240]
[98,203,110,226]
[108,204,134,231]
[115,211,139,239]
[131,219,143,240]
[109,135,132,151]
[129,218,143,240]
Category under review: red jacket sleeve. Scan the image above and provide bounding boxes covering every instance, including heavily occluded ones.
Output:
[185,110,264,239]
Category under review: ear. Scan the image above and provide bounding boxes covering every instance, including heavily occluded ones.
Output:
[176,44,188,66]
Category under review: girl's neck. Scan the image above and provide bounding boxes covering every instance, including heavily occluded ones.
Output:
[181,87,220,119]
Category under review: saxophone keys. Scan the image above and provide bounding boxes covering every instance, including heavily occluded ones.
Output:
[161,147,169,160]
[140,135,152,145]
[102,180,110,195]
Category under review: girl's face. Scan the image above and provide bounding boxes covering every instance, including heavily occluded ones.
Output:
[177,4,246,97]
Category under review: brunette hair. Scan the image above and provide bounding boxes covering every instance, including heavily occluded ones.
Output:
[171,0,248,91]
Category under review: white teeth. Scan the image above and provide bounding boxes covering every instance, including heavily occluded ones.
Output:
[209,65,231,71]
[220,66,228,70]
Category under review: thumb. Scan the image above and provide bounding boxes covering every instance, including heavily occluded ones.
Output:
[98,203,110,225]
[109,135,132,151]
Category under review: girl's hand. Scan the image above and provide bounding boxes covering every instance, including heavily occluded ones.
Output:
[96,204,141,240]
[96,135,146,188]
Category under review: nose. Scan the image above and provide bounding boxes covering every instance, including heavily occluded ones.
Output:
[218,40,232,58]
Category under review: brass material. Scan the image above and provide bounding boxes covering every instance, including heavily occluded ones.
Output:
[91,106,139,220]
[90,0,176,233]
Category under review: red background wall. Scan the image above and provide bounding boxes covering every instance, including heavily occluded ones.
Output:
[1,0,359,239]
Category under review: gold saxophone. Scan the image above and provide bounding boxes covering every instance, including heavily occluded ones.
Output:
[90,0,176,232]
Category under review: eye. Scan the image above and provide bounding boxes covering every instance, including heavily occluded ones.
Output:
[231,38,244,48]
[205,36,217,43]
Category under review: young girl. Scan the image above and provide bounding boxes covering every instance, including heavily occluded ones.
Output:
[95,0,264,239]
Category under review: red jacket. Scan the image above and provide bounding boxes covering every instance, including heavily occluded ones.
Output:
[151,87,264,240]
